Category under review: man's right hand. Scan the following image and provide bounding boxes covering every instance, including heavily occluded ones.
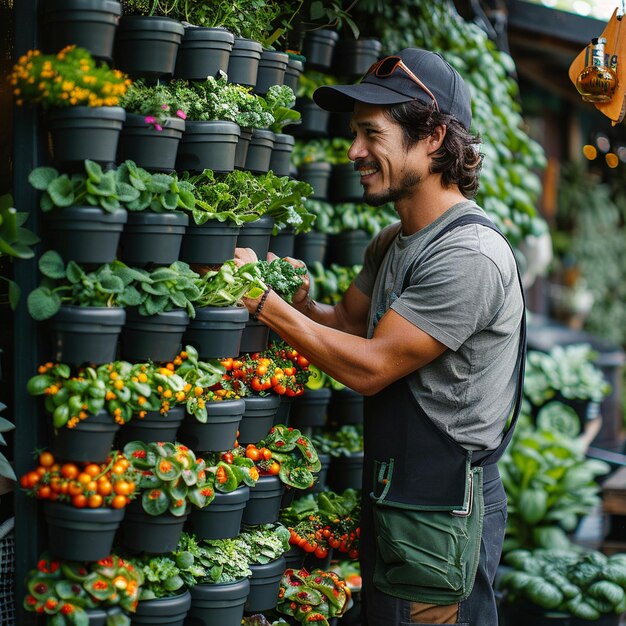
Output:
[267,251,311,312]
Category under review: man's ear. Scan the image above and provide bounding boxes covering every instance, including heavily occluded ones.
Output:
[427,124,447,154]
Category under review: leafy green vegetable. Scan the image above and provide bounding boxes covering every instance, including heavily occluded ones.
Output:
[193,260,265,308]
[257,258,307,303]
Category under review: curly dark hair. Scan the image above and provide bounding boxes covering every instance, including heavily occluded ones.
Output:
[384,100,483,199]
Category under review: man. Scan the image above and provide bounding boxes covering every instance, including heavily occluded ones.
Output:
[237,47,525,625]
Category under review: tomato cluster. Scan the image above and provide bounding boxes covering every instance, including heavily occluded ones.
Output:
[219,342,311,397]
[288,514,360,560]
[220,443,281,476]
[19,451,139,509]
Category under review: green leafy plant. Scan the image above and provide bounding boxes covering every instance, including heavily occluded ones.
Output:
[119,79,187,129]
[185,169,313,232]
[26,251,145,321]
[123,441,214,516]
[524,344,612,407]
[310,200,397,236]
[129,553,188,600]
[28,160,196,214]
[292,138,351,166]
[0,404,16,482]
[10,45,129,109]
[175,531,252,585]
[262,85,301,133]
[120,261,201,318]
[295,70,338,101]
[0,193,40,309]
[23,551,143,625]
[311,424,363,457]
[257,258,307,303]
[193,260,265,308]
[308,262,362,305]
[256,423,321,490]
[498,417,610,554]
[237,523,291,564]
[276,567,352,626]
[499,548,626,619]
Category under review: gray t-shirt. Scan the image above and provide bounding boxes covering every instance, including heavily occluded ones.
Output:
[354,201,523,450]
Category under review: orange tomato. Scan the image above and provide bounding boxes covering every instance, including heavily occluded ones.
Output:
[38,451,55,468]
[86,481,98,493]
[111,463,126,476]
[37,485,51,500]
[60,464,79,480]
[36,466,47,477]
[83,464,101,478]
[68,481,84,497]
[77,473,92,485]
[111,495,127,509]
[113,481,132,496]
[88,494,103,508]
[246,447,261,462]
[97,480,113,496]
[72,494,87,508]
[268,462,281,475]
[260,447,272,461]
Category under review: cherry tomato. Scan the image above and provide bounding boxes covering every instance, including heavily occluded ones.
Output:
[38,451,55,468]
[221,452,234,464]
[246,447,261,462]
[268,462,281,475]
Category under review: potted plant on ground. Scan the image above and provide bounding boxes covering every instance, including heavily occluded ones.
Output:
[11,46,129,166]
[120,440,213,553]
[174,531,252,626]
[19,450,139,561]
[499,547,626,624]
[23,550,143,625]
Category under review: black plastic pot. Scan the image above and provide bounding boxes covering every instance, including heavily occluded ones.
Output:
[41,0,121,61]
[297,162,332,200]
[227,37,263,87]
[234,127,253,170]
[120,309,189,363]
[245,556,287,612]
[284,544,305,570]
[131,590,192,626]
[85,608,108,626]
[174,27,234,80]
[237,215,275,259]
[184,306,249,361]
[176,120,240,173]
[284,57,304,93]
[116,405,185,447]
[47,106,126,167]
[186,485,249,540]
[119,500,188,554]
[303,546,333,571]
[289,98,330,138]
[49,305,125,366]
[294,231,328,266]
[273,395,294,427]
[239,318,270,355]
[180,220,240,266]
[302,29,339,72]
[269,132,295,177]
[186,578,249,626]
[51,410,120,464]
[253,49,288,95]
[119,114,185,172]
[330,162,363,203]
[242,474,284,525]
[119,210,188,267]
[46,206,127,265]
[327,451,364,492]
[43,501,125,561]
[332,38,383,77]
[177,398,245,453]
[289,387,331,429]
[310,452,331,493]
[327,387,364,426]
[269,227,295,259]
[114,16,185,79]
[326,230,371,266]
[238,394,281,445]
[244,129,275,174]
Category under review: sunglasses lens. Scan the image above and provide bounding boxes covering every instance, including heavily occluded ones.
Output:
[375,57,400,77]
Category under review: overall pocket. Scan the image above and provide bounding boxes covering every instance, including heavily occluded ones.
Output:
[371,460,484,605]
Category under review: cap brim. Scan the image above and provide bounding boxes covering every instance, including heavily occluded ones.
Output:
[313,83,415,112]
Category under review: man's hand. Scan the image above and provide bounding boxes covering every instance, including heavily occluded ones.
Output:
[267,252,311,311]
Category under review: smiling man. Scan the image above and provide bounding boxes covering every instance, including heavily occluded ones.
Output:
[236,47,525,625]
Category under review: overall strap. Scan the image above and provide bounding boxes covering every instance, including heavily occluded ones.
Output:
[415,214,527,466]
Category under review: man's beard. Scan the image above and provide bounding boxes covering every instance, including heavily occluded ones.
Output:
[363,170,422,206]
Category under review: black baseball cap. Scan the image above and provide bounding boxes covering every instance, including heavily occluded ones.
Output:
[313,48,472,130]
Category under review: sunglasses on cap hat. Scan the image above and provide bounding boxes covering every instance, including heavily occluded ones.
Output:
[366,55,440,112]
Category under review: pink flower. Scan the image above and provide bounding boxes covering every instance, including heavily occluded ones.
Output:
[161,104,169,110]
[144,115,156,124]
[176,109,187,120]
[154,124,163,132]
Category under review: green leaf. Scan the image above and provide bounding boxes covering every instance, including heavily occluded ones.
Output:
[38,250,66,279]
[84,159,104,183]
[28,166,59,190]
[142,488,170,515]
[47,175,76,207]
[27,287,61,321]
